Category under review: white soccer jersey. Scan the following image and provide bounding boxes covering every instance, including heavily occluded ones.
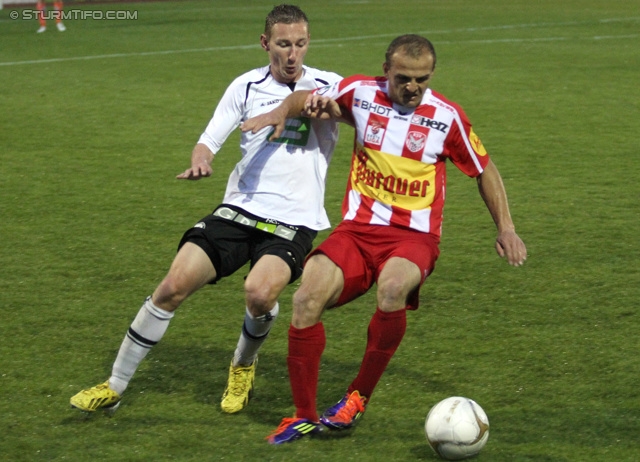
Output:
[198,65,341,230]
[315,74,490,238]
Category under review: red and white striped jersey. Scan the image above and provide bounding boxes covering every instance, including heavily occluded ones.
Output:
[316,74,490,239]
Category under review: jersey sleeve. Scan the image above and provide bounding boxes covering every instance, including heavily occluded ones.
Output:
[311,69,343,87]
[197,77,245,155]
[312,74,372,126]
[442,103,490,177]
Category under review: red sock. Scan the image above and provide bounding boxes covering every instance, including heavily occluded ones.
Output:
[349,308,407,399]
[37,1,46,27]
[287,323,326,422]
[53,1,63,23]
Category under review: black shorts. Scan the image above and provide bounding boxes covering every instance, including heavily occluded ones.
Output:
[178,204,317,284]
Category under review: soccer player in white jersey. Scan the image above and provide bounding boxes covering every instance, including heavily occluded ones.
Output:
[243,34,527,444]
[70,5,341,416]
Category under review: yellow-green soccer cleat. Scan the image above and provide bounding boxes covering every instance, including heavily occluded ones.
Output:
[70,381,121,414]
[220,359,257,414]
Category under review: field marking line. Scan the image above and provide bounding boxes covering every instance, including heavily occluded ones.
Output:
[0,18,638,67]
[0,44,259,66]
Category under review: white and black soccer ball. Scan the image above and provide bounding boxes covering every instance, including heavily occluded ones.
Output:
[425,396,490,460]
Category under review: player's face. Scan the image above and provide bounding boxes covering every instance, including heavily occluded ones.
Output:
[261,22,309,84]
[384,51,435,108]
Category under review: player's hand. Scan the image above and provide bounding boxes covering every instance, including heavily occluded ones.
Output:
[176,163,212,180]
[303,94,342,119]
[241,109,287,141]
[495,230,527,266]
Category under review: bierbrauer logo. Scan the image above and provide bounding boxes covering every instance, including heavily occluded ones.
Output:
[12,9,138,21]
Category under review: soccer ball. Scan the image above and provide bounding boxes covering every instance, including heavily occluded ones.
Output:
[425,396,490,460]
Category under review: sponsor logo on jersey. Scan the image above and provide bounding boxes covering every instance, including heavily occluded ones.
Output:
[364,121,385,145]
[354,99,393,117]
[268,117,311,147]
[410,114,449,133]
[469,129,487,156]
[351,144,435,210]
[261,98,282,107]
[315,84,333,95]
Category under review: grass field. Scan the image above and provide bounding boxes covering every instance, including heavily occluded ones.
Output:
[1,0,639,460]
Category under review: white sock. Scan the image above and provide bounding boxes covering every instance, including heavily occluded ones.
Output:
[109,297,174,395]
[232,303,279,367]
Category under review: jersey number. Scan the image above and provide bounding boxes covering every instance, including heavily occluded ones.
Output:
[268,117,310,146]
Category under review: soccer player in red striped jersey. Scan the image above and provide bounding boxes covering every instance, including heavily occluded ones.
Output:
[244,34,526,444]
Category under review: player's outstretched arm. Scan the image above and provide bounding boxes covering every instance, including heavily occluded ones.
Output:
[241,90,312,141]
[476,160,527,266]
[302,93,343,121]
[176,143,214,180]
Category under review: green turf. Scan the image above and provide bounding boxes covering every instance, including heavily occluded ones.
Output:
[1,0,638,460]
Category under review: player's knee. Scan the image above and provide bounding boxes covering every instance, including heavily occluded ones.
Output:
[292,286,313,311]
[291,303,322,329]
[291,288,324,325]
[153,275,190,310]
[377,278,411,310]
[244,282,277,315]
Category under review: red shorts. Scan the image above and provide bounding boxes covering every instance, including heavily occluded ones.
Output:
[309,220,440,310]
